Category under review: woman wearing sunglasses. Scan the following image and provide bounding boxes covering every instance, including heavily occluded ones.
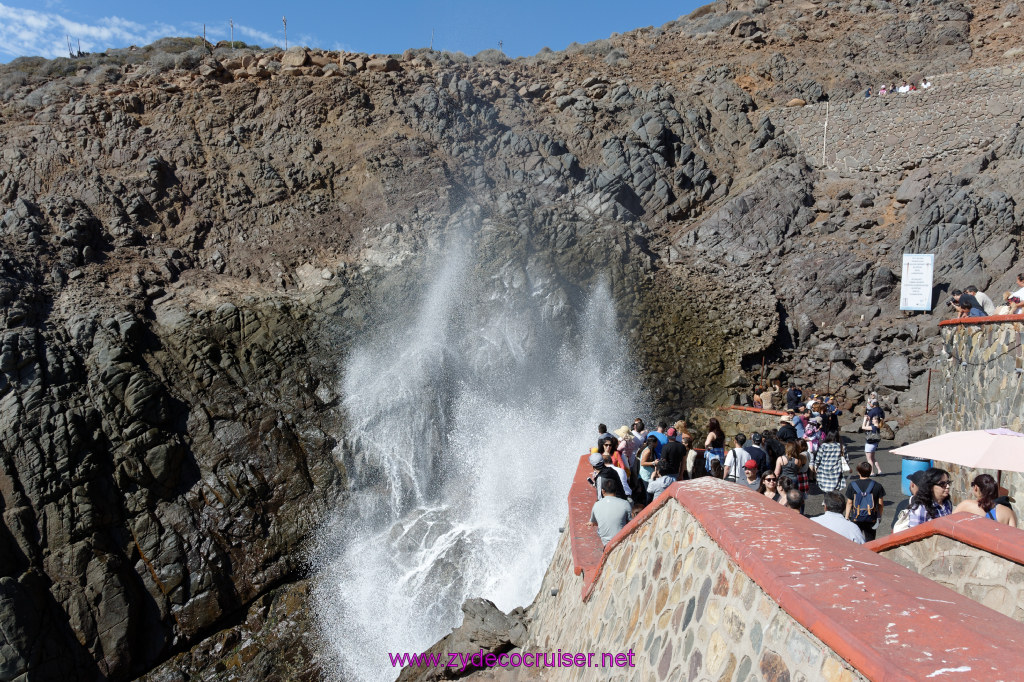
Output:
[758,472,785,505]
[906,467,954,528]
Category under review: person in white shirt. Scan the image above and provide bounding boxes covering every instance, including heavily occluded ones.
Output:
[965,285,995,316]
[1006,273,1024,313]
[812,492,866,544]
[723,434,751,482]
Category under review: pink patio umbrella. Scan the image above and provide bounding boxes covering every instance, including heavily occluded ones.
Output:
[892,428,1024,472]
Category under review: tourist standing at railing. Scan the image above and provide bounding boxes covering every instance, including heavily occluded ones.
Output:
[683,435,703,480]
[845,462,885,542]
[723,433,751,483]
[600,440,630,497]
[758,471,785,504]
[745,433,769,475]
[631,418,648,443]
[1004,273,1024,313]
[776,441,809,513]
[953,290,986,318]
[862,397,885,475]
[953,474,1018,527]
[587,476,633,545]
[703,418,726,470]
[906,467,953,528]
[777,414,798,442]
[587,452,627,501]
[812,430,847,493]
[637,435,660,502]
[645,459,676,502]
[786,383,803,411]
[661,429,686,480]
[738,461,761,491]
[814,492,866,543]
[761,430,786,471]
[614,425,636,470]
[792,408,807,439]
[965,285,995,316]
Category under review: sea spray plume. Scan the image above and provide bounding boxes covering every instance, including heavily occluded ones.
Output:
[313,242,647,681]
[339,238,472,516]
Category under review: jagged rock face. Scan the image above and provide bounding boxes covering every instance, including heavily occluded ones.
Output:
[0,0,1022,678]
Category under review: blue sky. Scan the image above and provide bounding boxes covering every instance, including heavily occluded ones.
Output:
[0,1,702,63]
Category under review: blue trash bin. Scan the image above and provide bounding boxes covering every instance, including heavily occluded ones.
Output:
[901,457,933,496]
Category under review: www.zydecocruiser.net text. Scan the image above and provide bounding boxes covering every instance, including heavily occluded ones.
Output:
[389,649,636,671]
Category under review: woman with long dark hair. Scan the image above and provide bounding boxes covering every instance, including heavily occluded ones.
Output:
[776,441,809,513]
[704,418,726,471]
[953,474,1018,527]
[907,467,954,528]
[758,471,785,505]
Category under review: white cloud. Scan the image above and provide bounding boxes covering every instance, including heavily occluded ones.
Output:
[234,23,279,48]
[0,3,327,62]
[0,3,177,60]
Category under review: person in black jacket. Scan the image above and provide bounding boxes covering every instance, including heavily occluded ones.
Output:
[777,414,798,442]
[786,384,803,411]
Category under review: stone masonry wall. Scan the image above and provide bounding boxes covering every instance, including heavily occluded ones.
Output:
[766,65,1024,174]
[879,533,1024,622]
[525,501,864,681]
[938,318,1024,502]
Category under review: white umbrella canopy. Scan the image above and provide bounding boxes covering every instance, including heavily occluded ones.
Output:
[892,428,1024,472]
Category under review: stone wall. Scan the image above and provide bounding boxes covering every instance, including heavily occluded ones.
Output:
[521,475,1024,680]
[937,316,1024,501]
[766,65,1024,174]
[878,532,1024,621]
[526,492,864,681]
[683,407,786,450]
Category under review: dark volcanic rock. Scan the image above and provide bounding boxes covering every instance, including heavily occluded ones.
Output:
[0,0,1021,677]
[397,598,528,681]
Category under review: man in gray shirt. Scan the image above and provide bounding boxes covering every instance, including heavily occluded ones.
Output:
[965,285,995,315]
[812,491,865,544]
[587,477,634,545]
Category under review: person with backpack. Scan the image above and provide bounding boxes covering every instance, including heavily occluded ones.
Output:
[844,462,886,541]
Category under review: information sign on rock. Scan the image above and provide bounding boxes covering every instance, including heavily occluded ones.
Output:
[900,254,934,311]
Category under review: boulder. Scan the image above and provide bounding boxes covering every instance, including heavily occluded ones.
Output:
[397,598,527,681]
[281,47,310,67]
[873,355,911,389]
[367,58,401,72]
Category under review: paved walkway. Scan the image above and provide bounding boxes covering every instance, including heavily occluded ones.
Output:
[802,432,910,540]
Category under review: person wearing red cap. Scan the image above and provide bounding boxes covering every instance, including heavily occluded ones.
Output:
[739,460,761,491]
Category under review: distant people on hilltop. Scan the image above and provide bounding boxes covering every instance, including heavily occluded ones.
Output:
[874,79,930,97]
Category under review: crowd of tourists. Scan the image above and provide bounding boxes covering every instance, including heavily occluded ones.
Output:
[586,394,1018,546]
[865,79,931,97]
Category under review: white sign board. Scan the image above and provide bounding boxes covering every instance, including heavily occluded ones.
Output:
[900,254,934,311]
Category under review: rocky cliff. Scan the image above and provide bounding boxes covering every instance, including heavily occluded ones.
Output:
[0,0,1022,677]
